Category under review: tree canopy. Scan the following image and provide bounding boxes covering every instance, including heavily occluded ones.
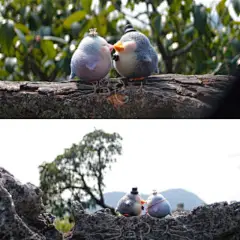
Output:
[39,129,123,217]
[0,0,239,81]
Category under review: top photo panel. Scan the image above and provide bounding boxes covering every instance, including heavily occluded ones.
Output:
[0,0,239,119]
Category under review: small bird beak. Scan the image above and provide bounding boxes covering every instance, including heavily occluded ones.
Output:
[113,41,125,52]
[108,44,114,52]
[141,200,146,205]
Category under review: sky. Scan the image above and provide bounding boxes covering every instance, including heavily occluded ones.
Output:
[1,120,240,205]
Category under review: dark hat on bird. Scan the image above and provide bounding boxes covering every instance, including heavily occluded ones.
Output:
[124,23,136,34]
[131,187,139,195]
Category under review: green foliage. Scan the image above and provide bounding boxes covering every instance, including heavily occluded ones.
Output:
[54,216,74,233]
[0,0,239,81]
[39,129,122,217]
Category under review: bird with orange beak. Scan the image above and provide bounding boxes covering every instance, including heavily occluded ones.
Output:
[112,23,159,81]
[115,187,146,217]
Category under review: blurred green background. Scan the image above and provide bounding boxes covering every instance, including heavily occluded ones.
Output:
[0,0,239,81]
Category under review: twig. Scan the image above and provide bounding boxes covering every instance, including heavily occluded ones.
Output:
[170,38,199,58]
[122,11,149,26]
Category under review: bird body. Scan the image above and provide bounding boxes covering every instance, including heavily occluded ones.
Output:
[116,187,146,217]
[146,190,171,218]
[113,50,137,77]
[113,24,158,79]
[70,28,113,81]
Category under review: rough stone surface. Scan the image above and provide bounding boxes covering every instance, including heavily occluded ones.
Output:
[1,167,240,240]
[66,202,240,240]
[0,74,237,118]
[0,167,62,240]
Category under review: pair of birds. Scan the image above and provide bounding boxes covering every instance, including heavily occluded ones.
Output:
[70,24,158,82]
[116,187,171,218]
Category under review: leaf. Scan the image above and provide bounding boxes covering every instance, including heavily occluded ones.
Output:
[14,23,30,34]
[39,26,52,36]
[81,0,92,12]
[40,40,57,59]
[44,59,55,68]
[152,15,161,35]
[183,25,194,37]
[230,39,240,52]
[0,20,16,55]
[71,22,81,37]
[42,0,55,20]
[169,0,181,14]
[216,0,233,26]
[42,36,67,44]
[232,0,240,15]
[92,14,107,36]
[0,69,9,78]
[63,11,87,29]
[25,35,34,43]
[230,53,240,64]
[193,4,207,34]
[28,13,41,31]
[5,57,17,73]
[103,4,116,15]
[77,19,92,39]
[14,28,27,48]
[126,1,134,11]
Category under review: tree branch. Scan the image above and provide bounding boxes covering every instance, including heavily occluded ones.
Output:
[0,75,237,118]
[79,173,116,215]
[97,148,104,205]
[146,2,172,72]
[170,38,199,58]
[122,11,149,26]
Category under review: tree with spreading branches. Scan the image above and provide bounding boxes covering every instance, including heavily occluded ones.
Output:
[39,129,123,217]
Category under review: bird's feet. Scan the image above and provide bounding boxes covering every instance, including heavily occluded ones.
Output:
[91,80,111,96]
[136,81,147,94]
[128,77,146,93]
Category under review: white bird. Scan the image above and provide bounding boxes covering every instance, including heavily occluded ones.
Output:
[112,24,158,81]
[116,187,146,217]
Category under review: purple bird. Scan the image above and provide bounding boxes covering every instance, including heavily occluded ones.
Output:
[70,28,113,83]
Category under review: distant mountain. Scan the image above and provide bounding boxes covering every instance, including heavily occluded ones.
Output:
[89,188,205,212]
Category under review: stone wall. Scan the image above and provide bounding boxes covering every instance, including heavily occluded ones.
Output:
[1,167,240,240]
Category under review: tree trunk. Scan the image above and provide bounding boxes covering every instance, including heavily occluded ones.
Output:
[0,74,236,118]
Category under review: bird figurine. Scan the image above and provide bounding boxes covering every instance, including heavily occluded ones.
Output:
[70,28,113,83]
[146,190,171,218]
[112,23,159,81]
[116,187,146,217]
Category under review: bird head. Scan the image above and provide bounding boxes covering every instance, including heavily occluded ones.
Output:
[79,28,113,54]
[113,40,137,54]
[113,23,137,53]
[113,24,150,54]
[128,187,146,205]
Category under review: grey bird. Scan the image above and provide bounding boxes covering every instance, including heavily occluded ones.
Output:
[146,190,172,218]
[112,23,159,81]
[70,28,113,82]
[116,187,146,217]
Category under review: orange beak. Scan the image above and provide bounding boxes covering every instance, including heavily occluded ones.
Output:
[141,199,146,205]
[113,41,125,52]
